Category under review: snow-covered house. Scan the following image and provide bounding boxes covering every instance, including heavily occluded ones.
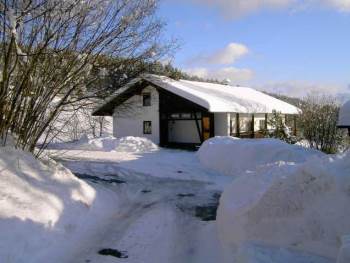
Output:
[338,100,350,135]
[93,74,300,147]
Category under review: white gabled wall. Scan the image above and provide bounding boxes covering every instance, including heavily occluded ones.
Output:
[113,85,160,144]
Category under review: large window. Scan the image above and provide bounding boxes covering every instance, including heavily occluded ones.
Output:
[143,121,152,134]
[259,119,266,130]
[142,93,151,106]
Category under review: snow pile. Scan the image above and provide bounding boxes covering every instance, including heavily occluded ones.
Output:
[48,135,159,153]
[217,151,350,262]
[111,136,159,152]
[235,242,333,263]
[197,136,323,176]
[0,146,119,262]
[337,235,350,263]
[295,139,311,148]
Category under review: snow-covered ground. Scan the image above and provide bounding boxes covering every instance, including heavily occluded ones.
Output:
[0,136,228,263]
[2,135,348,263]
[69,173,224,263]
[47,136,232,189]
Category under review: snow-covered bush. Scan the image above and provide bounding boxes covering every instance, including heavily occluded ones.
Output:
[1,0,168,152]
[299,95,343,153]
[197,136,323,176]
[217,151,350,261]
[265,110,295,143]
[45,106,112,143]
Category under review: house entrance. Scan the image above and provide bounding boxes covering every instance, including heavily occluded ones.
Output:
[202,117,211,141]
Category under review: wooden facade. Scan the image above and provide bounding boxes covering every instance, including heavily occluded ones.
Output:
[158,88,214,148]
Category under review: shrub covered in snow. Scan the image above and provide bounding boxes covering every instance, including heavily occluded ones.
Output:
[217,151,350,262]
[48,135,159,153]
[197,136,323,176]
[0,146,119,262]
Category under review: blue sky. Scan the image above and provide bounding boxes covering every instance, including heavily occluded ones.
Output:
[157,0,350,98]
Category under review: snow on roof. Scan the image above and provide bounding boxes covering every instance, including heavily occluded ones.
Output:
[94,74,300,115]
[338,100,350,127]
[145,75,300,114]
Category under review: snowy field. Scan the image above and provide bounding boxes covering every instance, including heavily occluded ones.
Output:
[1,135,349,263]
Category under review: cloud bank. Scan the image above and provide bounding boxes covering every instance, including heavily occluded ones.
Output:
[257,81,350,99]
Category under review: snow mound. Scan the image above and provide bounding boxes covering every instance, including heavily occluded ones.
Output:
[48,135,159,152]
[217,151,350,261]
[235,242,333,263]
[197,136,324,176]
[112,136,159,152]
[0,146,119,262]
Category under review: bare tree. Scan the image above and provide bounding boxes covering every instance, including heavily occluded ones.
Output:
[299,94,343,153]
[0,0,171,154]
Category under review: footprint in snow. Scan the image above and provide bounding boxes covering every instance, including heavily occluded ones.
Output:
[98,248,128,258]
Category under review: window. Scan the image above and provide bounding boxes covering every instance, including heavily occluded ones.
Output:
[143,121,152,134]
[180,113,191,119]
[259,119,266,130]
[168,112,202,120]
[170,113,180,119]
[142,93,151,106]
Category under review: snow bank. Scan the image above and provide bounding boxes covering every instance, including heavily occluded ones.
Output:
[48,135,159,152]
[235,242,333,263]
[295,139,311,148]
[197,137,323,176]
[217,151,350,261]
[0,146,119,262]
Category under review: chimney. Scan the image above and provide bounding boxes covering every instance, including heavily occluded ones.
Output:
[223,78,231,85]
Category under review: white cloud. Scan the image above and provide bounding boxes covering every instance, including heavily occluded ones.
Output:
[188,0,350,18]
[257,80,350,98]
[187,42,249,66]
[190,0,294,18]
[185,67,254,83]
[325,0,350,11]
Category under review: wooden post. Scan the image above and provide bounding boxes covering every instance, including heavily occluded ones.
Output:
[251,114,255,138]
[264,113,268,131]
[194,112,203,143]
[293,115,297,136]
[236,113,240,137]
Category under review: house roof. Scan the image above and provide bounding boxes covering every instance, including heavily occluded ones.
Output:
[338,100,350,127]
[93,74,300,116]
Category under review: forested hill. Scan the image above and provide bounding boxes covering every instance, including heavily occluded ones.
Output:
[263,92,304,108]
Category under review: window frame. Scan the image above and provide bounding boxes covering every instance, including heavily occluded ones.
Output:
[142,93,151,107]
[143,121,152,134]
[259,119,266,130]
